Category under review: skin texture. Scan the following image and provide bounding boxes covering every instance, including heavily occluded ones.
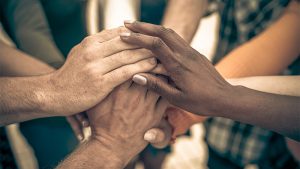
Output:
[0,29,171,147]
[70,0,206,142]
[215,0,300,78]
[228,76,300,97]
[151,0,300,139]
[164,75,300,137]
[120,21,300,141]
[57,81,168,169]
[122,21,231,115]
[0,27,159,125]
[154,0,208,141]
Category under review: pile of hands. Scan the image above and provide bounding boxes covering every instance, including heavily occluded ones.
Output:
[45,21,230,163]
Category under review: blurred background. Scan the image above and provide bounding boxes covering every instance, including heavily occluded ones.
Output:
[0,1,218,169]
[2,0,298,169]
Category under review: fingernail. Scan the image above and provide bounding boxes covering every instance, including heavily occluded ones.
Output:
[77,135,83,141]
[82,121,89,127]
[133,75,147,85]
[124,20,135,24]
[120,32,131,37]
[149,58,157,65]
[144,131,156,141]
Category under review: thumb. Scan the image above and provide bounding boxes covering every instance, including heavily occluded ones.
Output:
[132,73,179,101]
[144,128,170,149]
[144,118,173,149]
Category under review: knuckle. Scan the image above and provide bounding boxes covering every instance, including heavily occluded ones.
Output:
[157,26,175,36]
[170,64,185,79]
[81,36,94,46]
[152,37,164,50]
[157,26,168,35]
[118,26,127,34]
[85,66,98,78]
[165,28,175,34]
[131,20,138,27]
[99,29,112,37]
[182,49,198,60]
[82,48,95,62]
[101,29,109,34]
[150,79,162,92]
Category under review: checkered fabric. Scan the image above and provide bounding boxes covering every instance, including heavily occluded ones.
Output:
[203,0,299,168]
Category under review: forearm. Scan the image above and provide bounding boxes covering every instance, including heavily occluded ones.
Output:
[216,0,300,78]
[0,42,55,76]
[162,0,207,42]
[0,43,57,125]
[215,86,300,141]
[228,76,300,96]
[56,138,127,169]
[0,75,53,126]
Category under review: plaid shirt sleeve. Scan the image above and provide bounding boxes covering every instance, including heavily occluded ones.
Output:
[204,0,297,168]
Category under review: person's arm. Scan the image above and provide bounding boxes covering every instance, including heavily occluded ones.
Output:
[121,21,300,141]
[0,42,54,76]
[161,0,207,42]
[0,42,55,125]
[228,76,300,96]
[216,0,300,78]
[57,77,168,168]
[151,0,300,138]
[0,27,158,126]
[56,139,126,169]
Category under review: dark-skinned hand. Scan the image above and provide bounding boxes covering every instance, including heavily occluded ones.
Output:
[120,21,233,116]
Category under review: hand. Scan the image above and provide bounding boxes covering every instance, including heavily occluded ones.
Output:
[120,21,233,116]
[86,81,168,166]
[67,112,173,145]
[42,27,158,116]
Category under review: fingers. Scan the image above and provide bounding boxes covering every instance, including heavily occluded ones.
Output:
[150,64,169,76]
[98,36,139,57]
[101,49,154,74]
[120,32,180,71]
[66,116,84,141]
[144,119,172,149]
[103,58,157,90]
[145,75,168,109]
[93,26,129,42]
[132,73,181,102]
[123,20,188,50]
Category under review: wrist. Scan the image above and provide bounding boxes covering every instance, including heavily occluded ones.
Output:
[90,136,128,168]
[205,83,239,117]
[32,73,58,116]
[36,71,72,117]
[0,75,54,124]
[208,84,248,117]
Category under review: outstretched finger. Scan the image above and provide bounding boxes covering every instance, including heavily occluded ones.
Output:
[132,73,181,103]
[123,21,188,51]
[103,58,157,90]
[120,32,182,72]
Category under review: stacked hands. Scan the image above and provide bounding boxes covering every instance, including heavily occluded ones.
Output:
[52,20,230,163]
